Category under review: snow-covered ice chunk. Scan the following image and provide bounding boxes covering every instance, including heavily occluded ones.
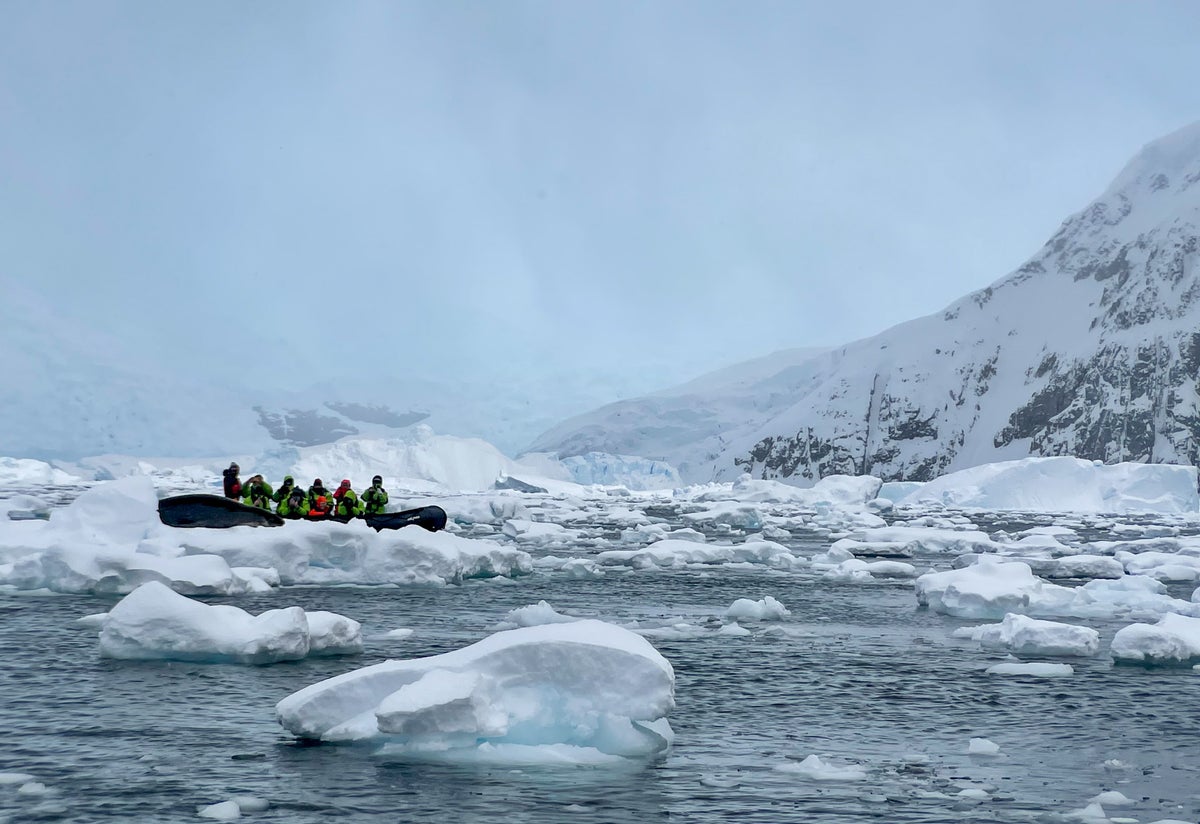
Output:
[1111,613,1200,665]
[968,737,1000,755]
[197,800,241,820]
[497,601,579,628]
[725,596,789,621]
[985,662,1074,677]
[959,614,1100,657]
[916,558,1053,619]
[0,456,81,486]
[899,456,1199,514]
[1090,791,1134,806]
[98,582,361,664]
[776,754,867,781]
[276,620,675,763]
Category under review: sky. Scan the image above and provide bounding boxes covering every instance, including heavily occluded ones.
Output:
[2,0,1200,397]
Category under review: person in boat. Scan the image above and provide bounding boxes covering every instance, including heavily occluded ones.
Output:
[277,484,308,519]
[272,475,297,508]
[242,474,274,510]
[222,462,241,500]
[307,479,334,518]
[333,479,363,518]
[361,475,389,516]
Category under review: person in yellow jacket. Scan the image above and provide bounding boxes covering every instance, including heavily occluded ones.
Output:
[242,475,274,510]
[361,475,389,515]
[333,479,364,518]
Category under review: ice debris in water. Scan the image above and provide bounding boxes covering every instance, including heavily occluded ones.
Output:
[985,662,1074,677]
[496,600,579,629]
[968,737,1001,755]
[98,581,362,664]
[276,620,674,764]
[776,754,867,781]
[725,596,790,621]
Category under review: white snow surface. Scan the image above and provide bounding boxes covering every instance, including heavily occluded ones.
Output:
[899,457,1199,514]
[98,582,362,664]
[0,457,82,486]
[275,620,675,763]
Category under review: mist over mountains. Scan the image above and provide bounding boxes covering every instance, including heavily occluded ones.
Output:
[533,122,1200,483]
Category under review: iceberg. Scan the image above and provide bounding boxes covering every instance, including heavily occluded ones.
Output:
[956,613,1100,657]
[98,582,363,664]
[276,620,675,763]
[558,452,681,491]
[899,457,1199,514]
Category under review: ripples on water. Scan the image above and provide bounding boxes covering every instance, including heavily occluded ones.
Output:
[2,502,1200,823]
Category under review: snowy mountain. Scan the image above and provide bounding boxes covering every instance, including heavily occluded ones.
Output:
[531,123,1200,484]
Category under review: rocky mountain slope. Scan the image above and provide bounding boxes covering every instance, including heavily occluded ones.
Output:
[530,123,1200,483]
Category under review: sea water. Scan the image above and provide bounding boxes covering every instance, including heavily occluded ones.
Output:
[1,500,1199,823]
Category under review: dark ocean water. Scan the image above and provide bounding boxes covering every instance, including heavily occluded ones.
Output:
[2,504,1200,823]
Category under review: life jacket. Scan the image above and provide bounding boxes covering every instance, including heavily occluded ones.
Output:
[308,495,330,517]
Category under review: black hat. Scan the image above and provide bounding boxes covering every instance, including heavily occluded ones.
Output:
[372,475,383,484]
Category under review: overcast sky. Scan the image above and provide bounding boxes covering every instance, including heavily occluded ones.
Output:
[3,1,1199,393]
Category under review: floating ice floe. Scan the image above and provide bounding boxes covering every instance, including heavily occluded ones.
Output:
[954,614,1100,657]
[1111,613,1200,665]
[496,600,580,629]
[830,525,996,559]
[967,737,1001,755]
[0,477,533,593]
[725,596,789,621]
[97,582,362,664]
[275,620,675,764]
[776,754,867,781]
[898,456,1199,514]
[985,662,1074,677]
[596,538,804,571]
[688,474,881,508]
[916,557,1200,621]
[821,558,918,581]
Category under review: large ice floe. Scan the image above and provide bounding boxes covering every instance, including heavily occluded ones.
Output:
[276,620,675,764]
[898,457,1199,514]
[916,557,1200,621]
[0,476,531,594]
[954,614,1100,657]
[1110,613,1200,665]
[97,582,362,664]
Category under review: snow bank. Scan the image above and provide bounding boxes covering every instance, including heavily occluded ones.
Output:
[276,620,675,763]
[0,457,81,486]
[98,582,362,664]
[956,614,1100,657]
[559,453,681,491]
[900,457,1199,514]
[1111,613,1200,665]
[0,476,531,593]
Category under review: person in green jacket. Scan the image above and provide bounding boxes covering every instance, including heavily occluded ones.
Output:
[334,479,363,518]
[272,476,297,509]
[242,474,274,510]
[361,475,389,516]
[276,484,308,519]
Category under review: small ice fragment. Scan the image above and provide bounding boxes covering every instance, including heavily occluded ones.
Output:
[1090,790,1133,806]
[197,800,241,820]
[968,737,1000,755]
[17,782,48,796]
[382,628,413,639]
[231,796,269,812]
[1067,801,1108,821]
[718,622,751,637]
[956,788,989,800]
[776,754,866,781]
[985,662,1074,677]
[725,596,789,621]
[77,612,108,628]
[0,773,35,785]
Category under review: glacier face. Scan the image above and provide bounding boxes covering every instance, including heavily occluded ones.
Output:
[532,123,1200,483]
